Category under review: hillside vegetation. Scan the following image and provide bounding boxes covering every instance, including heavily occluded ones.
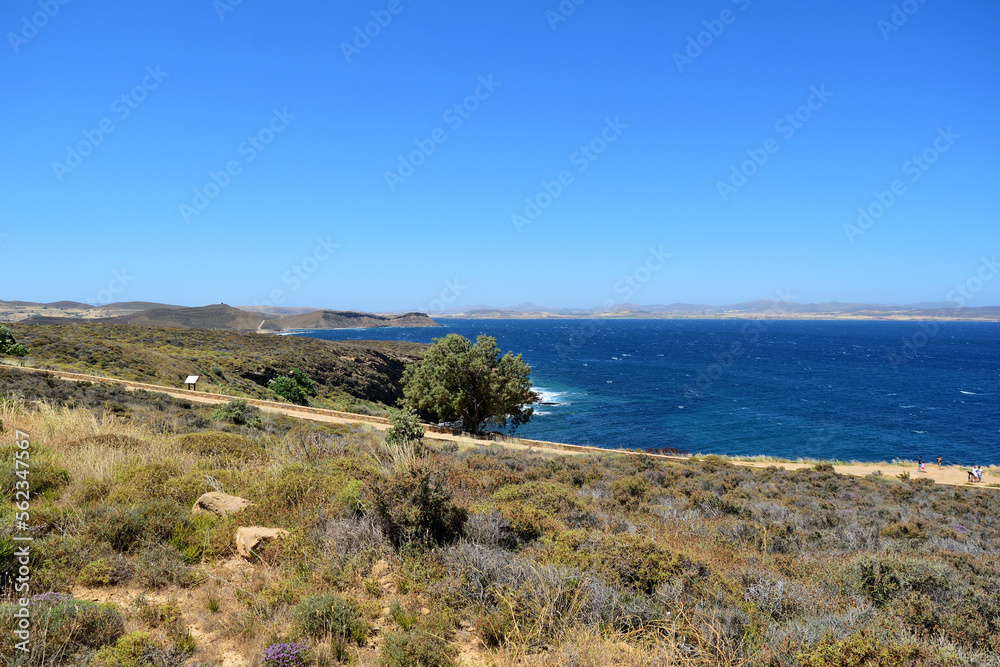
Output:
[1,367,999,666]
[7,323,427,413]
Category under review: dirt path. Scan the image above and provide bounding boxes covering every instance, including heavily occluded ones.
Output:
[4,365,994,489]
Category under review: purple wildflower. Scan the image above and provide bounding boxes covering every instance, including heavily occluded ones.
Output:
[262,642,311,667]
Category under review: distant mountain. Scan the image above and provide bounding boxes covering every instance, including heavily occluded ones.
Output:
[97,301,183,310]
[276,310,440,330]
[238,305,321,316]
[20,303,441,331]
[435,301,1000,321]
[96,304,276,330]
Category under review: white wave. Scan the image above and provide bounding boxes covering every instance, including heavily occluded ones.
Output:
[534,388,566,405]
[960,390,977,395]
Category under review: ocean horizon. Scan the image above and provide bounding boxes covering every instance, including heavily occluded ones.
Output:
[291,319,999,467]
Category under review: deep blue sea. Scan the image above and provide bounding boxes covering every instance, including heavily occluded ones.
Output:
[290,320,999,466]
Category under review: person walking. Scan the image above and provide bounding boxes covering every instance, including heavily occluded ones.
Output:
[937,455,942,469]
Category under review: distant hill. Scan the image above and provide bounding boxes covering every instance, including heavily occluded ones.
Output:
[20,303,441,331]
[95,304,277,330]
[435,301,1000,321]
[276,310,440,330]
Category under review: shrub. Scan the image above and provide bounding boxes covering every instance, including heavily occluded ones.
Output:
[813,462,835,473]
[263,642,312,667]
[132,543,198,589]
[292,594,368,645]
[543,530,693,594]
[270,375,310,405]
[797,631,931,666]
[85,500,188,552]
[78,554,135,587]
[372,465,467,548]
[385,407,425,448]
[211,399,263,428]
[0,595,125,660]
[175,432,266,463]
[610,475,652,506]
[378,629,457,667]
[91,631,158,667]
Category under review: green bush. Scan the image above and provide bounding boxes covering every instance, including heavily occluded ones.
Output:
[543,530,694,594]
[797,631,930,666]
[385,407,425,448]
[292,594,368,645]
[0,594,125,660]
[372,465,467,548]
[78,555,135,587]
[91,631,158,667]
[269,374,313,405]
[211,399,263,428]
[378,629,457,667]
[85,500,188,552]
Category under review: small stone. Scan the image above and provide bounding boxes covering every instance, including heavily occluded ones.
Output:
[420,607,430,615]
[234,527,289,558]
[192,492,253,517]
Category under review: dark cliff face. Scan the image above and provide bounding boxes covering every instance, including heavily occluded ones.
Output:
[10,324,426,407]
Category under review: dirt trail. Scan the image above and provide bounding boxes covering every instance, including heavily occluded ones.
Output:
[5,365,994,489]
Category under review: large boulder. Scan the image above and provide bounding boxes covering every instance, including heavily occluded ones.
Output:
[192,492,253,517]
[235,527,289,558]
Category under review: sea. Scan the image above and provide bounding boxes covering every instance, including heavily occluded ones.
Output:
[289,319,999,466]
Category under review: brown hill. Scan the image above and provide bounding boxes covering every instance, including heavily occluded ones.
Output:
[275,310,440,330]
[96,304,277,331]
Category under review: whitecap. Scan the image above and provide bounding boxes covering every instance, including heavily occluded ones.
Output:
[959,390,977,395]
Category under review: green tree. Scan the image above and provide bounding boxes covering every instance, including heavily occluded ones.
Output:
[402,334,536,434]
[269,376,308,405]
[268,369,317,405]
[0,325,29,358]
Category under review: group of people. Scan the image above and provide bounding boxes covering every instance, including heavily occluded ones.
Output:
[916,455,942,472]
[916,456,986,483]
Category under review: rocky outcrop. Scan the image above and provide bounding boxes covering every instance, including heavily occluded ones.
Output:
[235,527,289,558]
[191,492,253,517]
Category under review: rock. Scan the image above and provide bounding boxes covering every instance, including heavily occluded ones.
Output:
[420,607,430,615]
[235,527,289,558]
[192,492,253,518]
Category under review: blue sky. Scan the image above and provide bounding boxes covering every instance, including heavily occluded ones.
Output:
[2,0,998,311]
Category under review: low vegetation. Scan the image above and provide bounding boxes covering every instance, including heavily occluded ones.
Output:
[5,322,425,414]
[1,362,999,665]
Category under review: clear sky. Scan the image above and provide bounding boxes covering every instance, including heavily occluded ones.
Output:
[2,0,998,311]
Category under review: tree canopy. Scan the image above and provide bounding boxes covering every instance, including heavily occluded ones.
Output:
[0,325,29,358]
[402,334,537,434]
